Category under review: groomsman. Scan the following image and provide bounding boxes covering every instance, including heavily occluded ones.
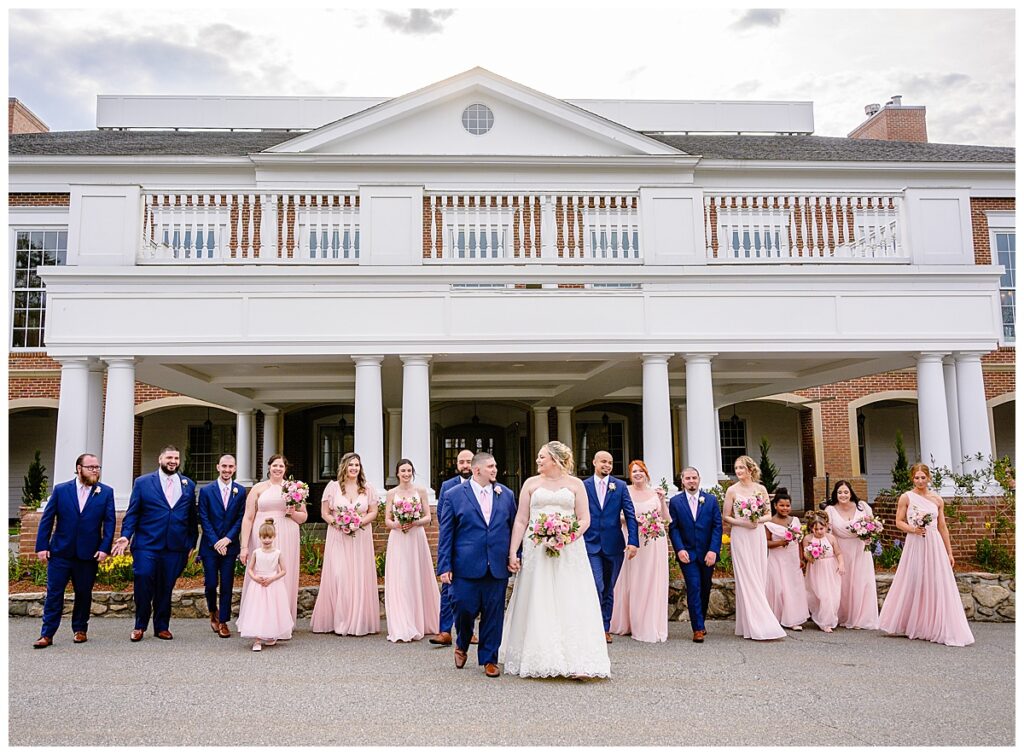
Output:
[112,446,198,642]
[668,467,722,643]
[197,454,246,638]
[431,448,474,646]
[583,450,638,643]
[33,453,116,648]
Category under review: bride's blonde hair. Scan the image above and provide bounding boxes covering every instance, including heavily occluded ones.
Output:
[542,441,575,474]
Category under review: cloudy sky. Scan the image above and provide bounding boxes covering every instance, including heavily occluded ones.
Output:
[7,6,1016,146]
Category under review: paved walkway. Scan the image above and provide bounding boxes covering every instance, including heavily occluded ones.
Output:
[8,618,1014,746]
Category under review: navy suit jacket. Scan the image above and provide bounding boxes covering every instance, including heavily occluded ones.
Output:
[35,478,116,560]
[583,475,639,555]
[121,471,199,553]
[436,480,516,580]
[668,491,723,561]
[197,479,247,557]
[438,474,464,500]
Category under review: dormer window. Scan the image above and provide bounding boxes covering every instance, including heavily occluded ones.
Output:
[462,103,494,135]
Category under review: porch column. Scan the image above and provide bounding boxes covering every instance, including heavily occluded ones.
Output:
[954,352,994,477]
[555,406,573,447]
[642,354,675,493]
[99,357,135,510]
[386,408,402,486]
[401,355,432,498]
[714,407,725,479]
[85,360,105,457]
[533,405,550,451]
[684,354,718,487]
[261,408,279,476]
[943,357,963,473]
[235,410,254,487]
[675,404,688,485]
[916,352,953,474]
[52,357,91,493]
[354,356,385,492]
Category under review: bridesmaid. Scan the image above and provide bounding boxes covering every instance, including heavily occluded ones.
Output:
[803,511,844,632]
[878,463,974,647]
[383,459,440,642]
[722,455,786,640]
[609,459,670,643]
[826,480,880,629]
[238,454,307,639]
[764,488,809,631]
[311,452,381,636]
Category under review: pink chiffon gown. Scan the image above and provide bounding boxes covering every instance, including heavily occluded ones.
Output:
[383,516,441,642]
[609,491,668,642]
[804,537,841,630]
[878,491,974,647]
[236,548,294,640]
[827,504,880,629]
[730,518,787,640]
[239,484,300,639]
[311,481,381,636]
[764,518,810,629]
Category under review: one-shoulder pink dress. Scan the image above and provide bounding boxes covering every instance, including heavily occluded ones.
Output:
[764,517,810,629]
[730,503,786,640]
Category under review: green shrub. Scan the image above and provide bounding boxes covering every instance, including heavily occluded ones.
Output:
[975,538,1014,573]
[877,541,903,569]
[299,529,324,575]
[375,551,387,579]
[758,436,780,494]
[21,450,48,510]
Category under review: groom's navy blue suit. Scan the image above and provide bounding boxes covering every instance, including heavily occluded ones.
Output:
[436,479,516,666]
[668,490,722,633]
[583,475,639,632]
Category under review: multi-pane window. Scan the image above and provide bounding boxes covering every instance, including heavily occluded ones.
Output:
[575,420,625,477]
[12,229,67,348]
[720,416,747,474]
[461,104,494,135]
[996,231,1015,340]
[317,422,354,481]
[186,424,237,482]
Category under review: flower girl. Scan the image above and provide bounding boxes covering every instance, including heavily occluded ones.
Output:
[803,511,845,633]
[764,489,810,631]
[236,519,294,651]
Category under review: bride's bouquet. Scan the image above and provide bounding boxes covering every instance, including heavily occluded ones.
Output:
[331,503,363,536]
[282,477,309,508]
[733,494,770,524]
[528,512,580,558]
[638,509,667,545]
[847,515,884,551]
[392,495,424,530]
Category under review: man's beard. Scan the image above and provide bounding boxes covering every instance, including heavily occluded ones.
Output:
[159,463,178,476]
[459,470,472,479]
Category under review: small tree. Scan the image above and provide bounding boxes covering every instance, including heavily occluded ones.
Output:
[21,450,48,509]
[889,430,912,494]
[758,436,780,494]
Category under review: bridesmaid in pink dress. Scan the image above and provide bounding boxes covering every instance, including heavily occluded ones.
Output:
[826,480,880,630]
[311,452,381,636]
[879,463,974,647]
[609,459,669,643]
[238,454,307,640]
[383,458,440,642]
[723,455,786,641]
[803,511,844,632]
[764,488,809,631]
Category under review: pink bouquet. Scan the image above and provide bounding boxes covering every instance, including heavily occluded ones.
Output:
[908,509,934,533]
[281,477,309,507]
[804,538,831,561]
[528,512,580,558]
[784,523,803,544]
[392,495,424,530]
[638,509,667,545]
[331,503,362,536]
[848,515,885,551]
[733,494,770,524]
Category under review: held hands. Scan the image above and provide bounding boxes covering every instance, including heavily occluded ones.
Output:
[625,545,638,561]
[508,556,521,573]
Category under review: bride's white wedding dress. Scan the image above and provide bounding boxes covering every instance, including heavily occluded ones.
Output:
[498,487,611,678]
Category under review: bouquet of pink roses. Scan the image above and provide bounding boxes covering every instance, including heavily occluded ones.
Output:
[733,494,770,524]
[848,515,884,551]
[908,509,934,534]
[784,522,803,544]
[282,477,309,508]
[804,538,831,561]
[392,495,424,530]
[331,503,363,536]
[528,512,580,558]
[638,509,667,545]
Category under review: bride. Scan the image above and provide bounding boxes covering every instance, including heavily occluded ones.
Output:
[499,441,611,678]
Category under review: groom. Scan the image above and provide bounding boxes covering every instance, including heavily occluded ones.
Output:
[668,466,722,643]
[583,450,638,643]
[436,452,517,678]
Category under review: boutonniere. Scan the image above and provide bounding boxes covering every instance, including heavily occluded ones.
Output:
[92,486,101,496]
[232,487,239,496]
[494,485,503,496]
[698,495,705,505]
[181,478,190,486]
[608,482,616,491]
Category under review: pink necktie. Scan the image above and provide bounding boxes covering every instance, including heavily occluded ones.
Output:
[599,478,607,508]
[479,488,492,525]
[78,486,89,512]
[689,495,698,520]
[165,476,176,506]
[222,485,230,509]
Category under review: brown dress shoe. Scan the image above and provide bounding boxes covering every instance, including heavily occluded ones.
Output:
[73,631,88,643]
[605,632,613,644]
[470,634,479,645]
[429,631,453,646]
[454,647,468,669]
[692,630,706,643]
[155,630,174,640]
[484,663,500,678]
[210,611,221,633]
[33,636,53,649]
[217,623,231,638]
[130,629,145,642]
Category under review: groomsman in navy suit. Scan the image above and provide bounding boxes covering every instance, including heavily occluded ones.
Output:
[430,448,474,646]
[112,445,198,642]
[583,450,638,643]
[197,454,246,638]
[33,453,116,648]
[668,466,723,643]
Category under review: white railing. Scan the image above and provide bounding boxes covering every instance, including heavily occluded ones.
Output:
[139,191,360,262]
[423,193,641,261]
[703,192,905,261]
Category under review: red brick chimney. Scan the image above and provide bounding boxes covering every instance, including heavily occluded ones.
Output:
[848,95,927,142]
[9,98,49,134]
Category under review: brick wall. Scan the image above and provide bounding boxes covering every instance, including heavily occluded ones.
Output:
[9,193,69,206]
[872,495,1015,562]
[971,197,1016,265]
[848,106,928,142]
[8,99,48,134]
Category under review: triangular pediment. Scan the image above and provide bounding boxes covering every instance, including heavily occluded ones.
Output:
[265,67,684,157]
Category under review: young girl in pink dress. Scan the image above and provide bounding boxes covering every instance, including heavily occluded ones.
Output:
[803,511,844,632]
[610,459,670,643]
[878,463,974,647]
[383,459,440,642]
[826,480,880,630]
[236,519,294,651]
[764,488,809,631]
[311,452,381,636]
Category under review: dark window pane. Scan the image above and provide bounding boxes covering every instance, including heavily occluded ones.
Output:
[12,310,26,328]
[29,231,44,250]
[12,330,26,348]
[43,231,58,250]
[16,231,29,250]
[15,270,27,288]
[26,329,41,347]
[16,249,30,269]
[14,292,27,308]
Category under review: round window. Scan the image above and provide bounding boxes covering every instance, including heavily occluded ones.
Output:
[461,103,494,135]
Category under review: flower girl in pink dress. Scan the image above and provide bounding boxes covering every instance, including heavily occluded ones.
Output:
[764,489,810,631]
[803,511,844,632]
[236,519,294,651]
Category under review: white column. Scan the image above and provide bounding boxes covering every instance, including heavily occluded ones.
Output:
[354,356,385,492]
[943,357,963,473]
[52,357,91,495]
[386,408,402,486]
[676,404,688,485]
[533,405,550,451]
[236,409,254,487]
[555,406,573,446]
[642,354,676,493]
[99,357,135,510]
[916,352,953,475]
[261,408,279,479]
[955,352,994,477]
[401,355,432,498]
[85,360,105,457]
[714,406,725,480]
[684,354,719,487]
